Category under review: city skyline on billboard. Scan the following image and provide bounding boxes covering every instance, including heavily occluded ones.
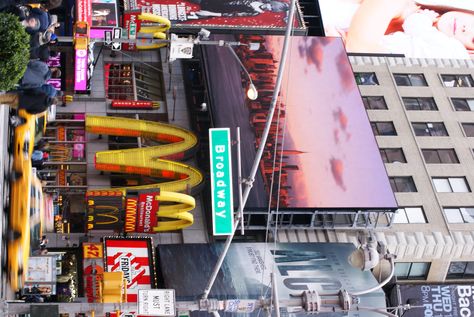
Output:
[158,243,387,317]
[123,0,306,34]
[319,0,474,59]
[203,35,397,210]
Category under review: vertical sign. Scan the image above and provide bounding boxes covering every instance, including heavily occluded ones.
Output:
[209,128,234,235]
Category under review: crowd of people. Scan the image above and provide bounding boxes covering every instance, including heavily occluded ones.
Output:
[0,0,64,116]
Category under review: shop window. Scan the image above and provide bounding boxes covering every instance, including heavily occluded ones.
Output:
[362,96,387,110]
[452,98,474,111]
[441,74,474,88]
[422,149,459,164]
[380,148,406,163]
[444,207,474,223]
[394,74,427,86]
[395,262,430,280]
[371,122,397,136]
[432,177,470,193]
[412,122,448,136]
[447,262,474,279]
[389,177,417,192]
[462,123,474,137]
[355,72,379,85]
[105,63,164,101]
[402,97,437,111]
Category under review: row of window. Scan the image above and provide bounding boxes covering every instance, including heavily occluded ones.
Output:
[380,148,460,164]
[393,206,474,224]
[390,176,470,193]
[371,121,474,137]
[363,96,474,112]
[395,261,474,280]
[356,72,474,88]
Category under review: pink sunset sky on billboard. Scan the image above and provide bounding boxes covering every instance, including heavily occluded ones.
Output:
[204,35,397,209]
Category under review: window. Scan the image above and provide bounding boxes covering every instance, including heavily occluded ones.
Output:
[452,98,474,111]
[355,72,379,85]
[362,96,387,110]
[380,148,406,163]
[441,75,474,87]
[395,262,430,280]
[422,149,459,164]
[394,73,428,86]
[412,122,448,136]
[371,122,397,136]
[447,262,474,279]
[394,207,427,223]
[105,63,165,101]
[402,97,437,111]
[433,177,470,193]
[461,123,474,137]
[444,207,474,223]
[389,177,417,192]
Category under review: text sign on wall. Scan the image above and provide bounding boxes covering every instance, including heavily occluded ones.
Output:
[209,128,234,236]
[138,289,176,316]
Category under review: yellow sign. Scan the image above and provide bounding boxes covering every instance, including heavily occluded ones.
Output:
[83,243,103,259]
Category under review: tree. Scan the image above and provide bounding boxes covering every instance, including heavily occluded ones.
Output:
[0,13,30,91]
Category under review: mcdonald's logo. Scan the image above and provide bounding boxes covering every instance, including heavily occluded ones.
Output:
[86,115,202,232]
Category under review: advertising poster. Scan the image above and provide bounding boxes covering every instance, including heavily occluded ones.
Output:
[203,35,396,210]
[82,243,104,303]
[25,256,57,295]
[318,0,474,59]
[124,190,160,233]
[399,284,474,317]
[104,237,156,302]
[123,0,306,35]
[158,243,387,316]
[92,0,118,28]
[86,190,124,231]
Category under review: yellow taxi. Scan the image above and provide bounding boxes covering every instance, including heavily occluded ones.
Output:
[7,109,47,290]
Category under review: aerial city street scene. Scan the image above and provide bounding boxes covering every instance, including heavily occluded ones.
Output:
[0,0,474,316]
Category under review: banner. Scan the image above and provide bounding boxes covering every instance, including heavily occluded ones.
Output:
[86,190,124,231]
[158,243,387,316]
[399,284,474,317]
[123,0,306,35]
[104,237,156,302]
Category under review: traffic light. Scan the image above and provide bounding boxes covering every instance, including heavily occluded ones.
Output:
[101,271,127,303]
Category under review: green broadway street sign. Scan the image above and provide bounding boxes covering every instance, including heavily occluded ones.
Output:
[209,128,234,235]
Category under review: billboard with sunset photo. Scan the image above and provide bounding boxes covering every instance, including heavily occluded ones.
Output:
[202,35,397,210]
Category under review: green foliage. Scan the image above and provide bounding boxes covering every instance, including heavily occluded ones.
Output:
[0,13,30,91]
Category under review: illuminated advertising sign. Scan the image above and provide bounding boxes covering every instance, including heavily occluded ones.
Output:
[124,190,160,233]
[399,284,474,317]
[123,0,306,35]
[104,237,156,302]
[74,48,88,91]
[82,243,104,303]
[204,35,397,210]
[318,0,474,59]
[158,243,387,317]
[92,0,118,28]
[77,0,92,25]
[86,190,124,231]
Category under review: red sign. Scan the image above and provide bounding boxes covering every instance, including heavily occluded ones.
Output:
[122,11,141,50]
[76,0,92,25]
[123,0,306,34]
[125,190,160,233]
[104,238,155,302]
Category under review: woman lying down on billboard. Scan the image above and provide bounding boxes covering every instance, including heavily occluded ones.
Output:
[324,0,474,59]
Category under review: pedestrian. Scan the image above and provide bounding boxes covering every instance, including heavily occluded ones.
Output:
[0,89,59,115]
[20,60,61,89]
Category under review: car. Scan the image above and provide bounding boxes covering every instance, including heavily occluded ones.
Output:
[6,109,47,290]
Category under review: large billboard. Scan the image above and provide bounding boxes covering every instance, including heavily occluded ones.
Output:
[318,0,474,59]
[158,243,387,316]
[203,35,396,210]
[123,0,306,34]
[104,237,156,302]
[398,284,474,317]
